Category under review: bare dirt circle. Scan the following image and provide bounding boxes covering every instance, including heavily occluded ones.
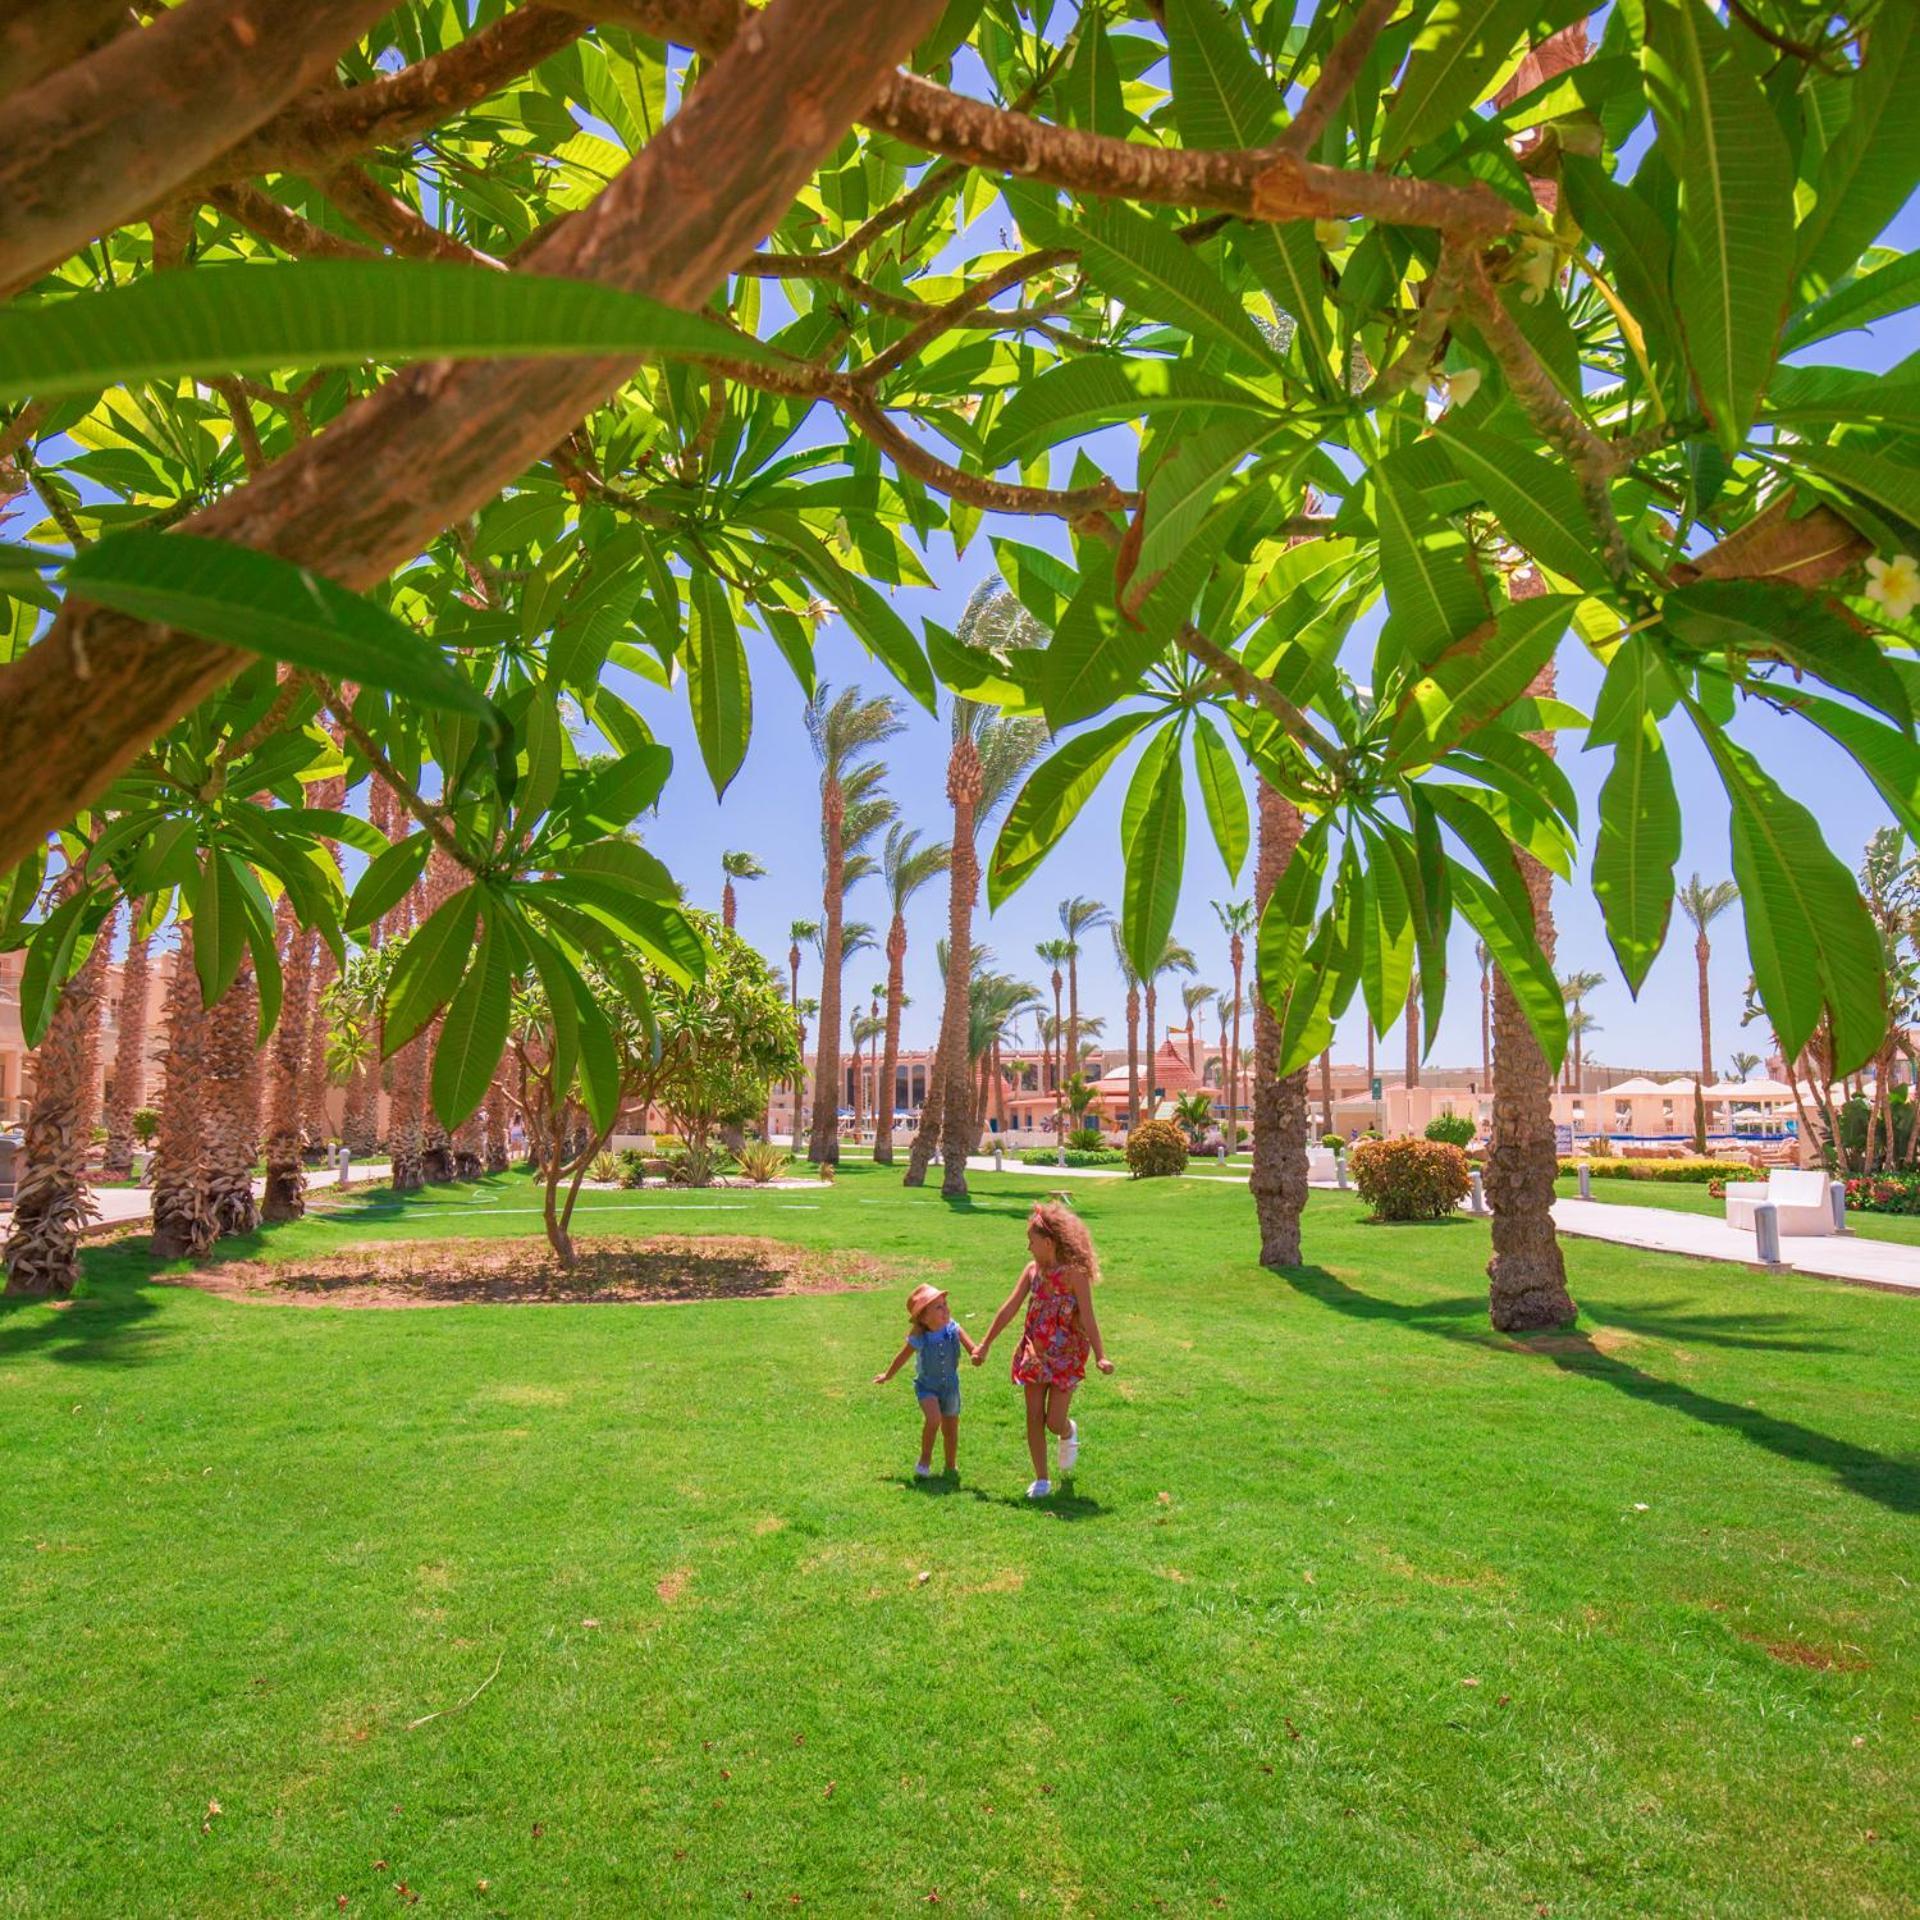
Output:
[167,1235,938,1310]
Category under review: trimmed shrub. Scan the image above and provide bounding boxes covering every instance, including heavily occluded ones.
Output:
[1424,1110,1475,1148]
[1349,1137,1470,1222]
[1018,1146,1127,1169]
[1126,1119,1190,1179]
[1558,1156,1752,1185]
[1321,1131,1345,1151]
[1066,1127,1106,1152]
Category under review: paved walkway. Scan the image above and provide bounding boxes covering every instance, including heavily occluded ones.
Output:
[955,1153,1919,1294]
[0,1162,395,1237]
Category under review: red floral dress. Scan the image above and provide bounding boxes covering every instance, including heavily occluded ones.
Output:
[1011,1265,1090,1388]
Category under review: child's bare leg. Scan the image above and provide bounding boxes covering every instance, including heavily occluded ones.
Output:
[1023,1384,1050,1480]
[917,1397,941,1470]
[1044,1385,1076,1438]
[940,1413,959,1472]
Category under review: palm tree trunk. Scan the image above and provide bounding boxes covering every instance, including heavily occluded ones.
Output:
[101,900,153,1178]
[301,940,337,1153]
[1251,780,1310,1267]
[1404,980,1420,1092]
[809,777,847,1167]
[1486,638,1575,1333]
[3,891,110,1296]
[1319,1046,1334,1136]
[1066,951,1081,1099]
[483,1082,510,1174]
[1144,981,1158,1120]
[1229,937,1244,1149]
[1051,974,1065,1136]
[1125,988,1141,1130]
[1187,1015,1198,1073]
[202,959,263,1239]
[1694,931,1714,1154]
[263,896,316,1223]
[904,1039,945,1186]
[992,1036,1007,1139]
[150,925,216,1263]
[387,887,427,1193]
[875,912,907,1165]
[722,878,737,929]
[937,739,982,1198]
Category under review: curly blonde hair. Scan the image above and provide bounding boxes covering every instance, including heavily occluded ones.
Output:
[1028,1200,1100,1284]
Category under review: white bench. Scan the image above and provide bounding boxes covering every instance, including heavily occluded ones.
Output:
[1724,1168,1835,1237]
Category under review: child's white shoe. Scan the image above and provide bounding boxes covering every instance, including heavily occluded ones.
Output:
[914,1462,933,1478]
[1026,1478,1052,1500]
[1058,1420,1079,1472]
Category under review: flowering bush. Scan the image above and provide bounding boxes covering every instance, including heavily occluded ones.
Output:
[1557,1156,1752,1185]
[1424,1111,1476,1148]
[1349,1138,1470,1222]
[1126,1119,1190,1179]
[1845,1172,1920,1215]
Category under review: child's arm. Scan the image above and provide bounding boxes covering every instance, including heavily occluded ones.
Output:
[1068,1267,1114,1373]
[955,1322,982,1360]
[971,1264,1034,1365]
[872,1339,914,1386]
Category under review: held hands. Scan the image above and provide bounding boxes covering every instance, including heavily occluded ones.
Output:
[970,1345,988,1367]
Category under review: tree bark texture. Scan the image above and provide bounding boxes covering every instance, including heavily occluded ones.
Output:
[149,924,215,1263]
[1143,982,1157,1119]
[100,901,153,1177]
[937,737,982,1198]
[202,960,263,1239]
[903,1041,945,1187]
[3,893,110,1296]
[262,900,315,1223]
[1251,779,1310,1268]
[483,1084,510,1175]
[0,0,948,873]
[1485,639,1576,1333]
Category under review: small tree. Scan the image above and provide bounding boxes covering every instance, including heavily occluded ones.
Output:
[1425,1110,1476,1148]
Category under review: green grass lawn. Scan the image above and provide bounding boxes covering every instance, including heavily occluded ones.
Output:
[1555,1174,1920,1247]
[2,1166,1915,1917]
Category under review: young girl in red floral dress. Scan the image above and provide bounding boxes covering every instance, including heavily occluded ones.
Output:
[973,1200,1113,1499]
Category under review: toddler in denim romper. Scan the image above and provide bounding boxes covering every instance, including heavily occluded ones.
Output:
[872,1282,980,1479]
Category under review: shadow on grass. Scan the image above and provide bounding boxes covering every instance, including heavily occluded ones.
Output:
[0,1265,163,1368]
[964,1482,1110,1521]
[1282,1264,1919,1517]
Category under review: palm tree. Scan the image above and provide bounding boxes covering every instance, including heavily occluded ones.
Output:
[1110,926,1143,1130]
[1035,937,1074,1110]
[805,684,905,1165]
[1143,938,1196,1114]
[1250,782,1310,1266]
[1729,1050,1762,1082]
[1558,969,1606,1093]
[1484,590,1575,1332]
[1059,896,1112,1095]
[785,917,818,1146]
[1181,979,1217,1072]
[1679,873,1739,1089]
[100,898,153,1178]
[263,896,318,1223]
[1212,899,1253,1149]
[967,966,1043,1146]
[1174,1090,1214,1144]
[203,959,264,1235]
[908,585,1047,1197]
[1403,973,1421,1091]
[149,923,214,1262]
[876,825,948,1166]
[3,890,111,1297]
[720,849,764,930]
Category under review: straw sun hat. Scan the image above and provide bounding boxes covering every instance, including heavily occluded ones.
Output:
[906,1283,948,1325]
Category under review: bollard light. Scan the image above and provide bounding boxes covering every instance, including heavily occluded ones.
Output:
[1216,1142,1227,1166]
[1829,1180,1848,1233]
[1334,1151,1348,1191]
[1753,1200,1783,1266]
[1469,1169,1486,1216]
[993,1142,1003,1172]
[338,1146,352,1189]
[1578,1162,1592,1202]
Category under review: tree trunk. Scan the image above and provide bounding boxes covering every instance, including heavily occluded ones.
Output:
[100,899,152,1178]
[722,878,737,929]
[809,775,846,1167]
[149,922,214,1263]
[1486,637,1576,1333]
[301,938,338,1151]
[903,1039,945,1186]
[1228,937,1244,1149]
[262,899,315,1223]
[483,1082,510,1174]
[1250,780,1310,1267]
[1144,981,1157,1121]
[387,888,427,1192]
[874,911,907,1165]
[1479,963,1491,1088]
[1694,930,1713,1158]
[3,891,109,1296]
[1125,987,1141,1131]
[1319,1046,1334,1136]
[1404,980,1420,1091]
[938,738,982,1198]
[202,960,263,1238]
[1066,952,1081,1101]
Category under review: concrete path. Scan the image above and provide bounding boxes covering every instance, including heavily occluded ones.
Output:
[0,1162,396,1238]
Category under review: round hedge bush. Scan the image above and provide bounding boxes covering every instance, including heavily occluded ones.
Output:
[1424,1110,1476,1148]
[1349,1137,1470,1221]
[1126,1118,1190,1179]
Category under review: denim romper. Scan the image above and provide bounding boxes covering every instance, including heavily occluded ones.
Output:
[909,1321,963,1416]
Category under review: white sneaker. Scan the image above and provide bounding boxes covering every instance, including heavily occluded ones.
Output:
[914,1462,933,1478]
[1026,1478,1052,1500]
[1058,1420,1079,1472]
